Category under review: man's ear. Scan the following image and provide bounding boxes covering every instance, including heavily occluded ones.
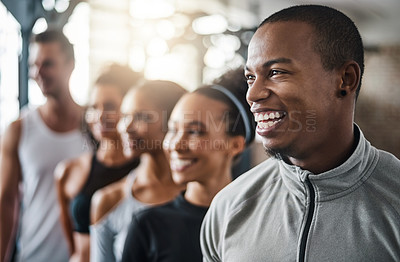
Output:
[337,61,361,98]
[228,136,246,158]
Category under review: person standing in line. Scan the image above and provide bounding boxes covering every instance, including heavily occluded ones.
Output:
[89,80,187,262]
[55,64,142,262]
[121,68,256,262]
[201,5,400,262]
[0,29,90,262]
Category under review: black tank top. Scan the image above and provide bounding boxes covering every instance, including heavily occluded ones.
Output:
[69,154,140,233]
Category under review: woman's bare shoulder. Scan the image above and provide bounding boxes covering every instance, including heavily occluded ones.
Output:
[91,178,127,224]
[55,152,91,179]
[54,152,93,197]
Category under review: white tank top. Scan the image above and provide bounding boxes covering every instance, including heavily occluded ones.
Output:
[15,108,90,262]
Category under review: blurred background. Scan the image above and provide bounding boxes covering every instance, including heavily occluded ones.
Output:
[0,0,399,166]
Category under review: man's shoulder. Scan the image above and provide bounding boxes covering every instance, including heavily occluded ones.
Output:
[371,149,400,186]
[4,118,23,134]
[365,149,400,210]
[19,105,38,118]
[212,157,281,211]
[376,149,400,169]
[200,157,282,260]
[1,119,23,151]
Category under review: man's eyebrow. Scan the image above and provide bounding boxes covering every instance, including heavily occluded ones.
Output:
[245,58,292,71]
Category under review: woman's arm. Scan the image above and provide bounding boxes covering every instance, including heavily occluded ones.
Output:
[55,161,76,255]
[90,180,125,262]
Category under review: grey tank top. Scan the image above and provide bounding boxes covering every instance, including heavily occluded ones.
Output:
[90,171,149,262]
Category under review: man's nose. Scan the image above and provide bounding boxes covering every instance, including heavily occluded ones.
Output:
[246,78,272,105]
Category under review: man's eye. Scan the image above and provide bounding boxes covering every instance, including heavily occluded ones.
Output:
[270,69,285,77]
[246,75,255,85]
[43,60,55,68]
[245,75,255,81]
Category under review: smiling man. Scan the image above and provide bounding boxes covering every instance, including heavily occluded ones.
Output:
[201,5,400,262]
[0,29,89,262]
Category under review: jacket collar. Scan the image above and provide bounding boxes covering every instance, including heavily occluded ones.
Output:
[278,125,379,201]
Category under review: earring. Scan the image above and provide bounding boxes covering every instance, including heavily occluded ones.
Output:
[340,90,347,97]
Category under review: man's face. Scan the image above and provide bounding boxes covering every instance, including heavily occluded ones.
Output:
[29,42,74,98]
[245,21,342,159]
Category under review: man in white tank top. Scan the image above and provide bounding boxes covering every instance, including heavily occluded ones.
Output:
[0,29,90,262]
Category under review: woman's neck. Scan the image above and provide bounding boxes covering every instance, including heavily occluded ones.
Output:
[96,138,126,166]
[184,169,232,207]
[143,151,176,184]
[132,151,185,204]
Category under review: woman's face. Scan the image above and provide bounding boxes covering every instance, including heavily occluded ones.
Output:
[163,93,240,186]
[119,89,166,158]
[85,85,123,142]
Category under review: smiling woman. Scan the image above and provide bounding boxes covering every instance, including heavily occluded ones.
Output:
[121,67,256,262]
[89,80,187,262]
[54,63,142,262]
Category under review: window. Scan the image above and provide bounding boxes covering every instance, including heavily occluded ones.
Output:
[0,2,20,134]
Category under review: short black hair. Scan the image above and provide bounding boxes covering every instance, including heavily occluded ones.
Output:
[194,67,256,144]
[259,5,364,99]
[33,29,75,62]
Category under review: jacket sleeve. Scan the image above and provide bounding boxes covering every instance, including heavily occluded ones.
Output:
[200,198,224,262]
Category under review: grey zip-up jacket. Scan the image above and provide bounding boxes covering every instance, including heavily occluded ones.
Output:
[201,127,400,262]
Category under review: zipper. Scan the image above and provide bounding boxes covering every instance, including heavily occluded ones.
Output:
[298,178,315,262]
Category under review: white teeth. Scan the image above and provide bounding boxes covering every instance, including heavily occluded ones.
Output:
[255,112,285,123]
[175,159,192,166]
[269,112,275,119]
[171,159,194,169]
[258,122,266,129]
[257,120,281,129]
